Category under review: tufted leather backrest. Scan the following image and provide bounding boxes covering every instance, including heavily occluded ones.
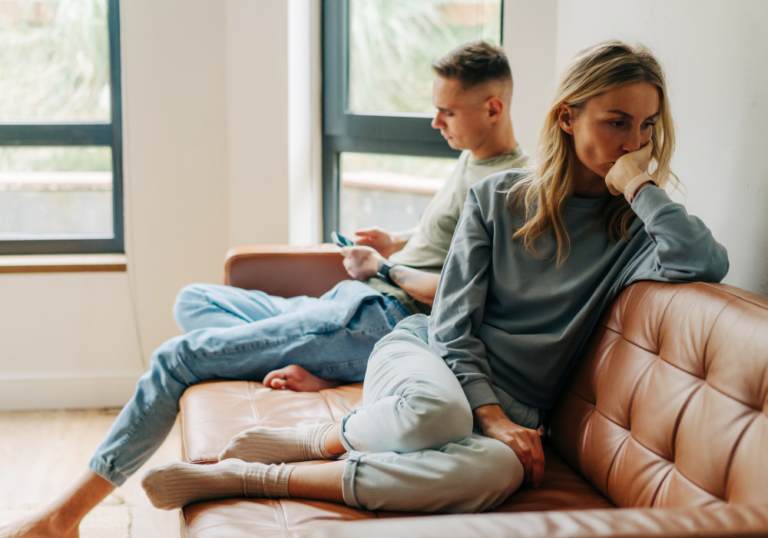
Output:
[549,282,768,509]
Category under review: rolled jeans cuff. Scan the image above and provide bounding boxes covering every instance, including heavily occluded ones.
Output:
[338,409,360,453]
[89,455,129,487]
[341,451,364,509]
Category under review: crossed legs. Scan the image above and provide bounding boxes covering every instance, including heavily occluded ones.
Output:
[142,317,524,514]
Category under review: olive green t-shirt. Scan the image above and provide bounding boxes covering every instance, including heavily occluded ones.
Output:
[367,146,529,314]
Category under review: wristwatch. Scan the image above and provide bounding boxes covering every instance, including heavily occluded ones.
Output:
[377,259,398,284]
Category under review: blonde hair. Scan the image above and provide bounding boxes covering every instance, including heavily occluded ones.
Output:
[507,41,678,266]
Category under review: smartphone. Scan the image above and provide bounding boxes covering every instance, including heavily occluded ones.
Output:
[331,231,355,247]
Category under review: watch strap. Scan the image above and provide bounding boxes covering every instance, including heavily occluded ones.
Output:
[377,259,397,284]
[624,172,657,204]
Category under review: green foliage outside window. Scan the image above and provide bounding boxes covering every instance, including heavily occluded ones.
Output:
[349,0,502,114]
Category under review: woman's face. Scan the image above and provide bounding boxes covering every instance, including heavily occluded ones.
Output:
[560,82,660,183]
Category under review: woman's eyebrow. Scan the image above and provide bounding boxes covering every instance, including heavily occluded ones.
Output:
[606,110,661,120]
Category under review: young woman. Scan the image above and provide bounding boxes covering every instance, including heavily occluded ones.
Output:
[140,41,728,514]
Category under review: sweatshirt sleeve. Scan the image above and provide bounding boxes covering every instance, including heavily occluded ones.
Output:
[428,188,499,411]
[622,185,729,285]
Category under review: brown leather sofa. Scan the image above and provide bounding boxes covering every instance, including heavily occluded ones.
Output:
[178,245,768,538]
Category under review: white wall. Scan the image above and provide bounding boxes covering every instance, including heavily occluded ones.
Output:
[227,1,290,247]
[0,272,143,409]
[123,0,230,356]
[553,0,768,296]
[503,0,558,153]
[288,0,323,245]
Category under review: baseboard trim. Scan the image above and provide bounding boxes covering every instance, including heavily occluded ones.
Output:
[0,371,143,411]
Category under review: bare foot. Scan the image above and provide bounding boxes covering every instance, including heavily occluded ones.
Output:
[0,511,78,538]
[263,365,342,392]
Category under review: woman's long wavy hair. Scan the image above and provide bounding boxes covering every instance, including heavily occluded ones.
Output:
[507,41,678,266]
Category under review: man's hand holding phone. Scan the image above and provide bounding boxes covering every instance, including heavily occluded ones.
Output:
[353,227,409,258]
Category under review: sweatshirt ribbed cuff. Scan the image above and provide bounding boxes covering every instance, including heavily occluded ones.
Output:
[630,184,674,222]
[462,379,501,411]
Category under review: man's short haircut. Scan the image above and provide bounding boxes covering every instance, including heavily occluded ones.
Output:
[431,41,512,90]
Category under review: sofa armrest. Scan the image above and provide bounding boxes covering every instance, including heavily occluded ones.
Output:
[300,504,768,538]
[224,244,350,297]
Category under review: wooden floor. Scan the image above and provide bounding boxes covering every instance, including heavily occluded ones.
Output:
[0,408,182,538]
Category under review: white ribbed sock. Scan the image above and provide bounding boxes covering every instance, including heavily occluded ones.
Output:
[140,458,293,510]
[219,423,337,464]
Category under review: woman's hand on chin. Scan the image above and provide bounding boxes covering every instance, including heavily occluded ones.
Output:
[605,140,654,195]
[474,404,545,488]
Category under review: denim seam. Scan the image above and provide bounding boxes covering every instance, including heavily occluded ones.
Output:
[388,298,411,320]
[321,357,369,375]
[187,322,398,359]
[100,356,197,480]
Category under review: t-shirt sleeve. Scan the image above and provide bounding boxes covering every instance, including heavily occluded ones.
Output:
[428,188,499,410]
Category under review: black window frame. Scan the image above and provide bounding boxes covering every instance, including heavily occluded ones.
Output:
[321,0,477,242]
[0,0,124,255]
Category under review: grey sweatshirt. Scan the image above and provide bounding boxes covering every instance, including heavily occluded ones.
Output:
[428,170,729,411]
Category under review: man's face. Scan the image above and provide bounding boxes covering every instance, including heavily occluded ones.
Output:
[431,76,493,152]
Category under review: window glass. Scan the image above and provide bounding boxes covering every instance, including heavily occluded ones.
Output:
[0,0,111,121]
[348,0,502,114]
[340,152,457,236]
[0,146,113,239]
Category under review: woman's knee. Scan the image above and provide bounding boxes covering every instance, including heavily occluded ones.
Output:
[389,387,473,452]
[363,328,473,452]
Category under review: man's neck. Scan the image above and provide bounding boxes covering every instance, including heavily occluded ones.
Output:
[469,120,518,161]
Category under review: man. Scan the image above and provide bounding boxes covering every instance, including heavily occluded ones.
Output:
[1,41,527,538]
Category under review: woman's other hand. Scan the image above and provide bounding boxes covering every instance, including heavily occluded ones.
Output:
[605,140,653,195]
[354,227,408,258]
[341,246,383,281]
[474,404,545,488]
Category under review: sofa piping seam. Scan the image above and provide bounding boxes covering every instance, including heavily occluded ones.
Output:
[670,382,704,461]
[648,463,675,508]
[700,297,736,382]
[603,432,631,497]
[654,285,681,355]
[701,282,768,311]
[722,411,760,501]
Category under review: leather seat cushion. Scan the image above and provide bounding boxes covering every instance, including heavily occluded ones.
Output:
[179,381,613,537]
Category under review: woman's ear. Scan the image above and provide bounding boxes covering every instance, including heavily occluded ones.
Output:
[557,104,575,135]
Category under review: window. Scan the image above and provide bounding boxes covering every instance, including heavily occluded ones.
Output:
[322,0,502,239]
[0,0,123,255]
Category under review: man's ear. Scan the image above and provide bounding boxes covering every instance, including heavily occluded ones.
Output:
[485,96,505,122]
[557,104,575,135]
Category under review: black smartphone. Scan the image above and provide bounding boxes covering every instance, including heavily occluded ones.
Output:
[331,231,355,247]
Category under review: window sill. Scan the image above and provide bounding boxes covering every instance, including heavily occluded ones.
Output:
[0,254,127,274]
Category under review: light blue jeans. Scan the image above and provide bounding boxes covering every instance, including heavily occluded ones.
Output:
[339,315,537,513]
[90,281,410,486]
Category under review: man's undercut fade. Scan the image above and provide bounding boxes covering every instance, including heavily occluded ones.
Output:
[431,41,512,90]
